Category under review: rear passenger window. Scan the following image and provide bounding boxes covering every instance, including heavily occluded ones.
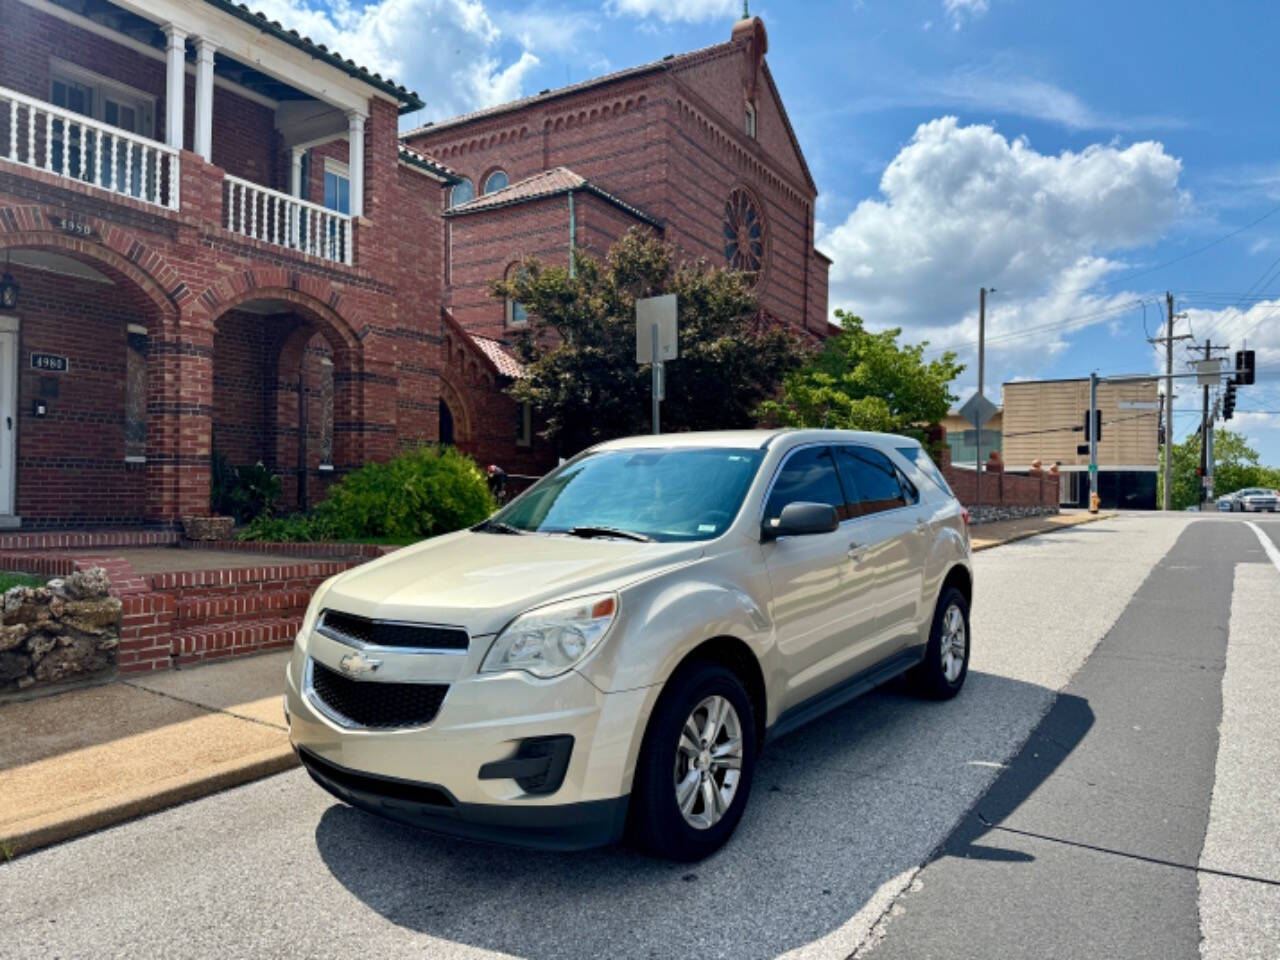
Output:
[764,446,846,523]
[837,446,909,516]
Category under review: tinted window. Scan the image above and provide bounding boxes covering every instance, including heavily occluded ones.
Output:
[898,445,952,498]
[838,445,908,515]
[764,446,846,522]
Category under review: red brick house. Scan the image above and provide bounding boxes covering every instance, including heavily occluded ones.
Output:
[0,5,828,530]
[404,15,830,474]
[0,0,468,530]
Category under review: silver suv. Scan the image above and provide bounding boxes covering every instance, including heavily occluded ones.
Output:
[286,429,973,860]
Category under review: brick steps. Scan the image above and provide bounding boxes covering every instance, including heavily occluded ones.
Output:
[117,558,362,674]
[171,616,304,667]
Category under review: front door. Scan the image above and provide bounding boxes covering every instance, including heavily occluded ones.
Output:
[0,320,17,522]
[762,445,878,713]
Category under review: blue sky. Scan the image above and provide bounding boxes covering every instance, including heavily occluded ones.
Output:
[256,0,1280,465]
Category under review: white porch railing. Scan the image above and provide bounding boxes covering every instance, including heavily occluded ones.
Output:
[0,84,180,211]
[223,174,353,266]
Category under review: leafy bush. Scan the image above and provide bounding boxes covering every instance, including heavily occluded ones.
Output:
[211,452,282,523]
[240,445,495,543]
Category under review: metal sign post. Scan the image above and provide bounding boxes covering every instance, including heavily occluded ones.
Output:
[636,294,678,436]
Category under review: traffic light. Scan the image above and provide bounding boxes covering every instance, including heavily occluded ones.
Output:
[1083,409,1102,442]
[1236,349,1256,386]
[1223,380,1237,421]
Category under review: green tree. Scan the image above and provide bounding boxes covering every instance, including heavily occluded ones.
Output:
[756,310,964,444]
[491,228,807,454]
[1158,428,1280,509]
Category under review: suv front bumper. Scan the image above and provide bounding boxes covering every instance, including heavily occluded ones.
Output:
[285,646,655,850]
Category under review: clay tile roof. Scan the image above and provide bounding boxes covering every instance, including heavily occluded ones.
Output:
[444,167,660,226]
[401,40,727,138]
[202,0,423,112]
[471,335,526,379]
[397,145,462,183]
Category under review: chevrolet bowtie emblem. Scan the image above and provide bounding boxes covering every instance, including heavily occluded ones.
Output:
[338,651,382,678]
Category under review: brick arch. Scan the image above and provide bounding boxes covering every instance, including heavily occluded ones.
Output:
[438,372,474,445]
[198,280,362,353]
[0,213,181,329]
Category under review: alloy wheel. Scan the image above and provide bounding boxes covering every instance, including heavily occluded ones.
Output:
[674,695,743,830]
[940,603,967,683]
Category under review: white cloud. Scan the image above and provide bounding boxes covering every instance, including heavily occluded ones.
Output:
[247,0,541,122]
[944,0,990,29]
[606,0,741,24]
[818,117,1188,388]
[840,68,1183,132]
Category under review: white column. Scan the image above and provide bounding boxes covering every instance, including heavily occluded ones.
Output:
[193,37,216,161]
[163,25,187,151]
[290,147,304,197]
[346,110,365,218]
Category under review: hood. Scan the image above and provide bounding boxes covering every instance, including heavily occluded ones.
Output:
[319,529,704,636]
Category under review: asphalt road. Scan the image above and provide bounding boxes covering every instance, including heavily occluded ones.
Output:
[4,514,1279,960]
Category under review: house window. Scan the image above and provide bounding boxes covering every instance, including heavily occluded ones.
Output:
[505,263,528,328]
[516,401,532,447]
[323,159,351,214]
[745,101,757,139]
[483,170,509,194]
[450,178,475,207]
[49,61,154,195]
[124,324,148,461]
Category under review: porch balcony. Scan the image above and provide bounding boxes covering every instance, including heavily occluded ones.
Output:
[0,0,418,269]
[0,84,180,210]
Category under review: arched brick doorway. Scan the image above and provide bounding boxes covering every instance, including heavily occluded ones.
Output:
[0,236,175,528]
[209,290,362,513]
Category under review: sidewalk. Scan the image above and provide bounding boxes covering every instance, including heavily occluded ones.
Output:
[969,510,1109,551]
[0,510,1109,859]
[0,651,296,858]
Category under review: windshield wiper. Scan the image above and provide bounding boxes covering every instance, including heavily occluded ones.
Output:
[566,525,654,543]
[475,520,527,535]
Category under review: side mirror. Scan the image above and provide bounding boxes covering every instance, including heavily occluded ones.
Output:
[761,501,840,541]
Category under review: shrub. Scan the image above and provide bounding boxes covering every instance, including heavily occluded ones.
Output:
[240,445,495,543]
[211,452,282,523]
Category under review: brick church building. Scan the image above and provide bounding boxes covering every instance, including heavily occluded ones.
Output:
[0,1,827,530]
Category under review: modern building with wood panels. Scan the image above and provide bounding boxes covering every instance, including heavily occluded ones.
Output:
[1001,377,1160,510]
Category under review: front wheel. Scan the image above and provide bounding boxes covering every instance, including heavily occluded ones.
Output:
[628,663,757,861]
[907,585,970,700]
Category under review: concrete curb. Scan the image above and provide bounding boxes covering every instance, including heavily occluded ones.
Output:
[972,512,1112,552]
[2,743,298,859]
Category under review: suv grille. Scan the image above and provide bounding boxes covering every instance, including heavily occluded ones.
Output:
[308,659,448,729]
[319,610,469,652]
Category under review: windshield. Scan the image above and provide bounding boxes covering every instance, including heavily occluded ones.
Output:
[488,447,765,542]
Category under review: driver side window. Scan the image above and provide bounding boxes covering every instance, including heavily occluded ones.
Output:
[764,446,847,523]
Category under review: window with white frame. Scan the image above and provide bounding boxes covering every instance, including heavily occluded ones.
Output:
[744,101,757,139]
[323,158,351,214]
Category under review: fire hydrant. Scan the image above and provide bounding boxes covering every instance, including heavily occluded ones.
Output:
[1089,492,1100,514]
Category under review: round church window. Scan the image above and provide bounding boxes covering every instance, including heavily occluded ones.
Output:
[723,187,766,278]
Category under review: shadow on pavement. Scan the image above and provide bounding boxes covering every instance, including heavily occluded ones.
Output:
[313,671,1092,960]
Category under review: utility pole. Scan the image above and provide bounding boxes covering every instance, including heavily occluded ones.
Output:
[975,287,991,512]
[1088,371,1099,511]
[1149,292,1191,511]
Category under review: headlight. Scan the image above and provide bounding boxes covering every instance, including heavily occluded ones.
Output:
[481,593,618,678]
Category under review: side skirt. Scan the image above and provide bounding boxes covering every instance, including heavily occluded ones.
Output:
[764,645,926,745]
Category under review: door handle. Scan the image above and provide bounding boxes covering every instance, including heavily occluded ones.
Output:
[847,541,866,559]
[4,416,10,430]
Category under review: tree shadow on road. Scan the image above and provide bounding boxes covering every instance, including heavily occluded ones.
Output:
[312,672,1093,960]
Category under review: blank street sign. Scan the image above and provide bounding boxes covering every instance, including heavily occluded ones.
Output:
[635,294,678,364]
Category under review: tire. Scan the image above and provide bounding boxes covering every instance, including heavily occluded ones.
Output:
[907,586,970,700]
[628,662,757,861]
